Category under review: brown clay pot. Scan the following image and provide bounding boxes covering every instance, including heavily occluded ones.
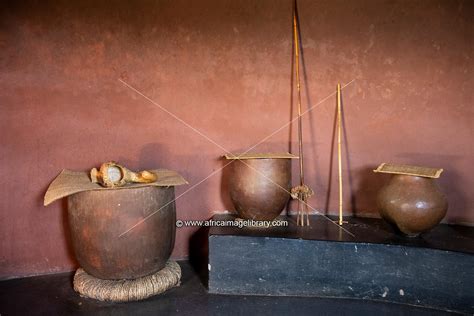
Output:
[67,186,176,280]
[229,158,291,221]
[377,175,448,236]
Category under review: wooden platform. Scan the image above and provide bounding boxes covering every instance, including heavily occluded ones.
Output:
[0,261,453,316]
[208,214,474,314]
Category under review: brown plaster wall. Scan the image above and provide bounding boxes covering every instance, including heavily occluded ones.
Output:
[0,0,472,278]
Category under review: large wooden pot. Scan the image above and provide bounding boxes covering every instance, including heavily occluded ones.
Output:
[67,186,176,280]
[226,153,295,221]
[377,175,448,236]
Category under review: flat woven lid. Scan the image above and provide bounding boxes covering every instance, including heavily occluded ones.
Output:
[225,152,299,160]
[373,163,443,178]
[44,169,187,206]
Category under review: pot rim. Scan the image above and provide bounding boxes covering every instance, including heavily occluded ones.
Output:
[224,152,299,160]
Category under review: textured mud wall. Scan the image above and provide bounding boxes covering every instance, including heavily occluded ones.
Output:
[0,0,472,278]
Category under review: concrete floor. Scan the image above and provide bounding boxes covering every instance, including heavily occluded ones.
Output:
[0,261,455,316]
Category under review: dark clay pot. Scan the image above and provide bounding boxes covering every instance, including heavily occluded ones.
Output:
[377,175,448,236]
[67,186,176,280]
[229,158,291,221]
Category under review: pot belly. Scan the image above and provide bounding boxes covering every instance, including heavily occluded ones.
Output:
[377,175,447,236]
[67,186,176,280]
[229,158,291,221]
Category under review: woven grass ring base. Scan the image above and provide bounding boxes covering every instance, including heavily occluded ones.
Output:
[73,260,181,302]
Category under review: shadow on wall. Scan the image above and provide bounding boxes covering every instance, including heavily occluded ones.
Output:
[439,168,468,223]
[116,142,176,172]
[60,199,78,267]
[39,174,78,269]
[352,166,388,217]
[298,8,325,204]
[120,142,223,215]
[219,156,235,213]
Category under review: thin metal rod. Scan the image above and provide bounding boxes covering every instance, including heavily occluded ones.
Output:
[293,1,310,225]
[337,84,343,225]
[293,6,304,187]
